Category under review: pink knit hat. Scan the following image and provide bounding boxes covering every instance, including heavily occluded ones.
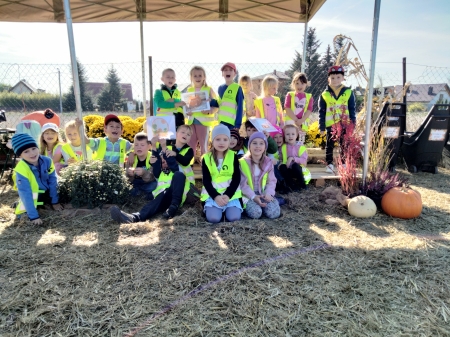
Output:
[269,125,283,138]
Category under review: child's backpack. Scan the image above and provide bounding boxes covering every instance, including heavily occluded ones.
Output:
[15,120,42,144]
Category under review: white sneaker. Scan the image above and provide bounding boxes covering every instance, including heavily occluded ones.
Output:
[326,164,335,173]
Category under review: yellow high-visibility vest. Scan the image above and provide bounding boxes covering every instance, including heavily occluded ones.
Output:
[62,143,82,162]
[254,96,283,125]
[133,152,152,169]
[92,138,127,164]
[43,143,65,163]
[217,83,240,125]
[280,144,311,184]
[186,86,216,126]
[239,158,268,206]
[200,150,242,201]
[321,89,352,128]
[157,89,183,116]
[284,92,311,131]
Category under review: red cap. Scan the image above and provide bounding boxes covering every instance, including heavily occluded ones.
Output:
[221,62,237,72]
[328,65,345,75]
[104,114,122,126]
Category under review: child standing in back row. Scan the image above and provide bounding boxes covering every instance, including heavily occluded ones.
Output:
[318,65,356,173]
[210,62,244,130]
[284,72,314,131]
[186,66,217,158]
[154,68,187,130]
[254,75,284,128]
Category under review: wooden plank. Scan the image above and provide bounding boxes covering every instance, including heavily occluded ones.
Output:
[193,164,342,181]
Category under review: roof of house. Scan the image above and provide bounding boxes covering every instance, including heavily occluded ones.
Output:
[85,82,133,101]
[392,83,450,102]
[252,70,290,81]
[9,79,38,93]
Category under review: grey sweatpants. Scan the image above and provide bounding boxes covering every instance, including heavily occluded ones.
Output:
[245,197,280,219]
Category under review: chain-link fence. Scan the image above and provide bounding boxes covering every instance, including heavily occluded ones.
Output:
[1,61,449,132]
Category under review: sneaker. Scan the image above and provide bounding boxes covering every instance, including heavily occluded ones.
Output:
[275,196,287,206]
[110,206,135,224]
[162,204,178,219]
[325,164,335,173]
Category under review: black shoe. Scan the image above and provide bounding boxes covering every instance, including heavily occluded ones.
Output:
[162,204,178,219]
[110,206,135,224]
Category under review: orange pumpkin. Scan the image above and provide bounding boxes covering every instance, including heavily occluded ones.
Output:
[381,187,422,219]
[21,109,60,127]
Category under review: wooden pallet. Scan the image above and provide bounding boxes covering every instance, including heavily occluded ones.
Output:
[193,163,341,186]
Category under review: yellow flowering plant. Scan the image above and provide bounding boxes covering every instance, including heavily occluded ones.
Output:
[83,114,146,142]
[305,121,326,148]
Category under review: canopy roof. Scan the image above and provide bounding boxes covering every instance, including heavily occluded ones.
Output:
[0,0,325,23]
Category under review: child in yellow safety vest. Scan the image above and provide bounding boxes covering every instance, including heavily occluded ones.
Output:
[269,125,288,194]
[39,123,65,174]
[278,124,311,193]
[284,72,313,135]
[238,75,257,136]
[154,68,187,130]
[11,133,63,225]
[254,75,284,128]
[88,114,133,167]
[209,62,244,130]
[61,118,94,164]
[201,125,243,224]
[125,132,156,200]
[185,66,217,159]
[110,125,195,223]
[239,132,280,219]
[318,65,356,173]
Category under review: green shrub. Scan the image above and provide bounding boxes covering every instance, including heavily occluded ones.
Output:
[58,160,131,208]
[0,91,60,111]
[407,102,426,112]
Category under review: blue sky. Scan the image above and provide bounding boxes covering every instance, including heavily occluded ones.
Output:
[0,0,449,90]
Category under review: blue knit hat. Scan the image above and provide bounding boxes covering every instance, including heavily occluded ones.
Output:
[11,133,38,156]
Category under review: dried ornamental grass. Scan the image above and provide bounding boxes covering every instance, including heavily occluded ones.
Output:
[58,160,131,208]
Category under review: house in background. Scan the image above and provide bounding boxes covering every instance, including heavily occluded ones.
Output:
[9,79,45,94]
[398,83,450,110]
[251,70,290,96]
[85,82,134,111]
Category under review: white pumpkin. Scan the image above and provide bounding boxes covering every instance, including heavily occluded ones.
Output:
[347,196,377,218]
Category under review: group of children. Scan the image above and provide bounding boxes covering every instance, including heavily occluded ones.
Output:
[11,62,355,225]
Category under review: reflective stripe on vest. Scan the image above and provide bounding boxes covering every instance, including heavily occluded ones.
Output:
[321,89,352,128]
[93,138,127,164]
[186,86,216,126]
[280,144,311,184]
[157,89,183,116]
[152,171,190,206]
[239,158,268,206]
[200,150,242,201]
[284,92,311,131]
[254,96,282,125]
[217,83,239,125]
[133,152,152,169]
[12,160,49,214]
[163,145,195,185]
[62,143,81,162]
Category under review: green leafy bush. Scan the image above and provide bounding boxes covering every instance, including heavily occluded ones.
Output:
[58,160,131,208]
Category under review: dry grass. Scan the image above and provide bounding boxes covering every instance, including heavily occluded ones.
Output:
[1,168,450,336]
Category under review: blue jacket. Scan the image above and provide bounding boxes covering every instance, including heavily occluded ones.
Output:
[15,156,59,220]
[210,83,244,129]
[318,85,356,131]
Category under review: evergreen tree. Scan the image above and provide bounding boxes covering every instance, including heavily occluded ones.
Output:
[140,101,144,111]
[98,66,124,112]
[63,60,94,112]
[280,51,303,103]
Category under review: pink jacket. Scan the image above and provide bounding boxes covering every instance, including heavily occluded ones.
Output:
[240,156,277,199]
[279,143,308,168]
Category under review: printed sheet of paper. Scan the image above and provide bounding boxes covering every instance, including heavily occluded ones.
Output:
[428,129,447,141]
[147,116,176,140]
[249,117,278,133]
[182,91,210,115]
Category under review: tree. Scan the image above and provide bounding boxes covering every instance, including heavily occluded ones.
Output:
[0,83,11,92]
[97,66,124,112]
[63,60,94,112]
[280,51,303,103]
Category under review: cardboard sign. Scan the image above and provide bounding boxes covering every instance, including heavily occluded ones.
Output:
[248,117,278,133]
